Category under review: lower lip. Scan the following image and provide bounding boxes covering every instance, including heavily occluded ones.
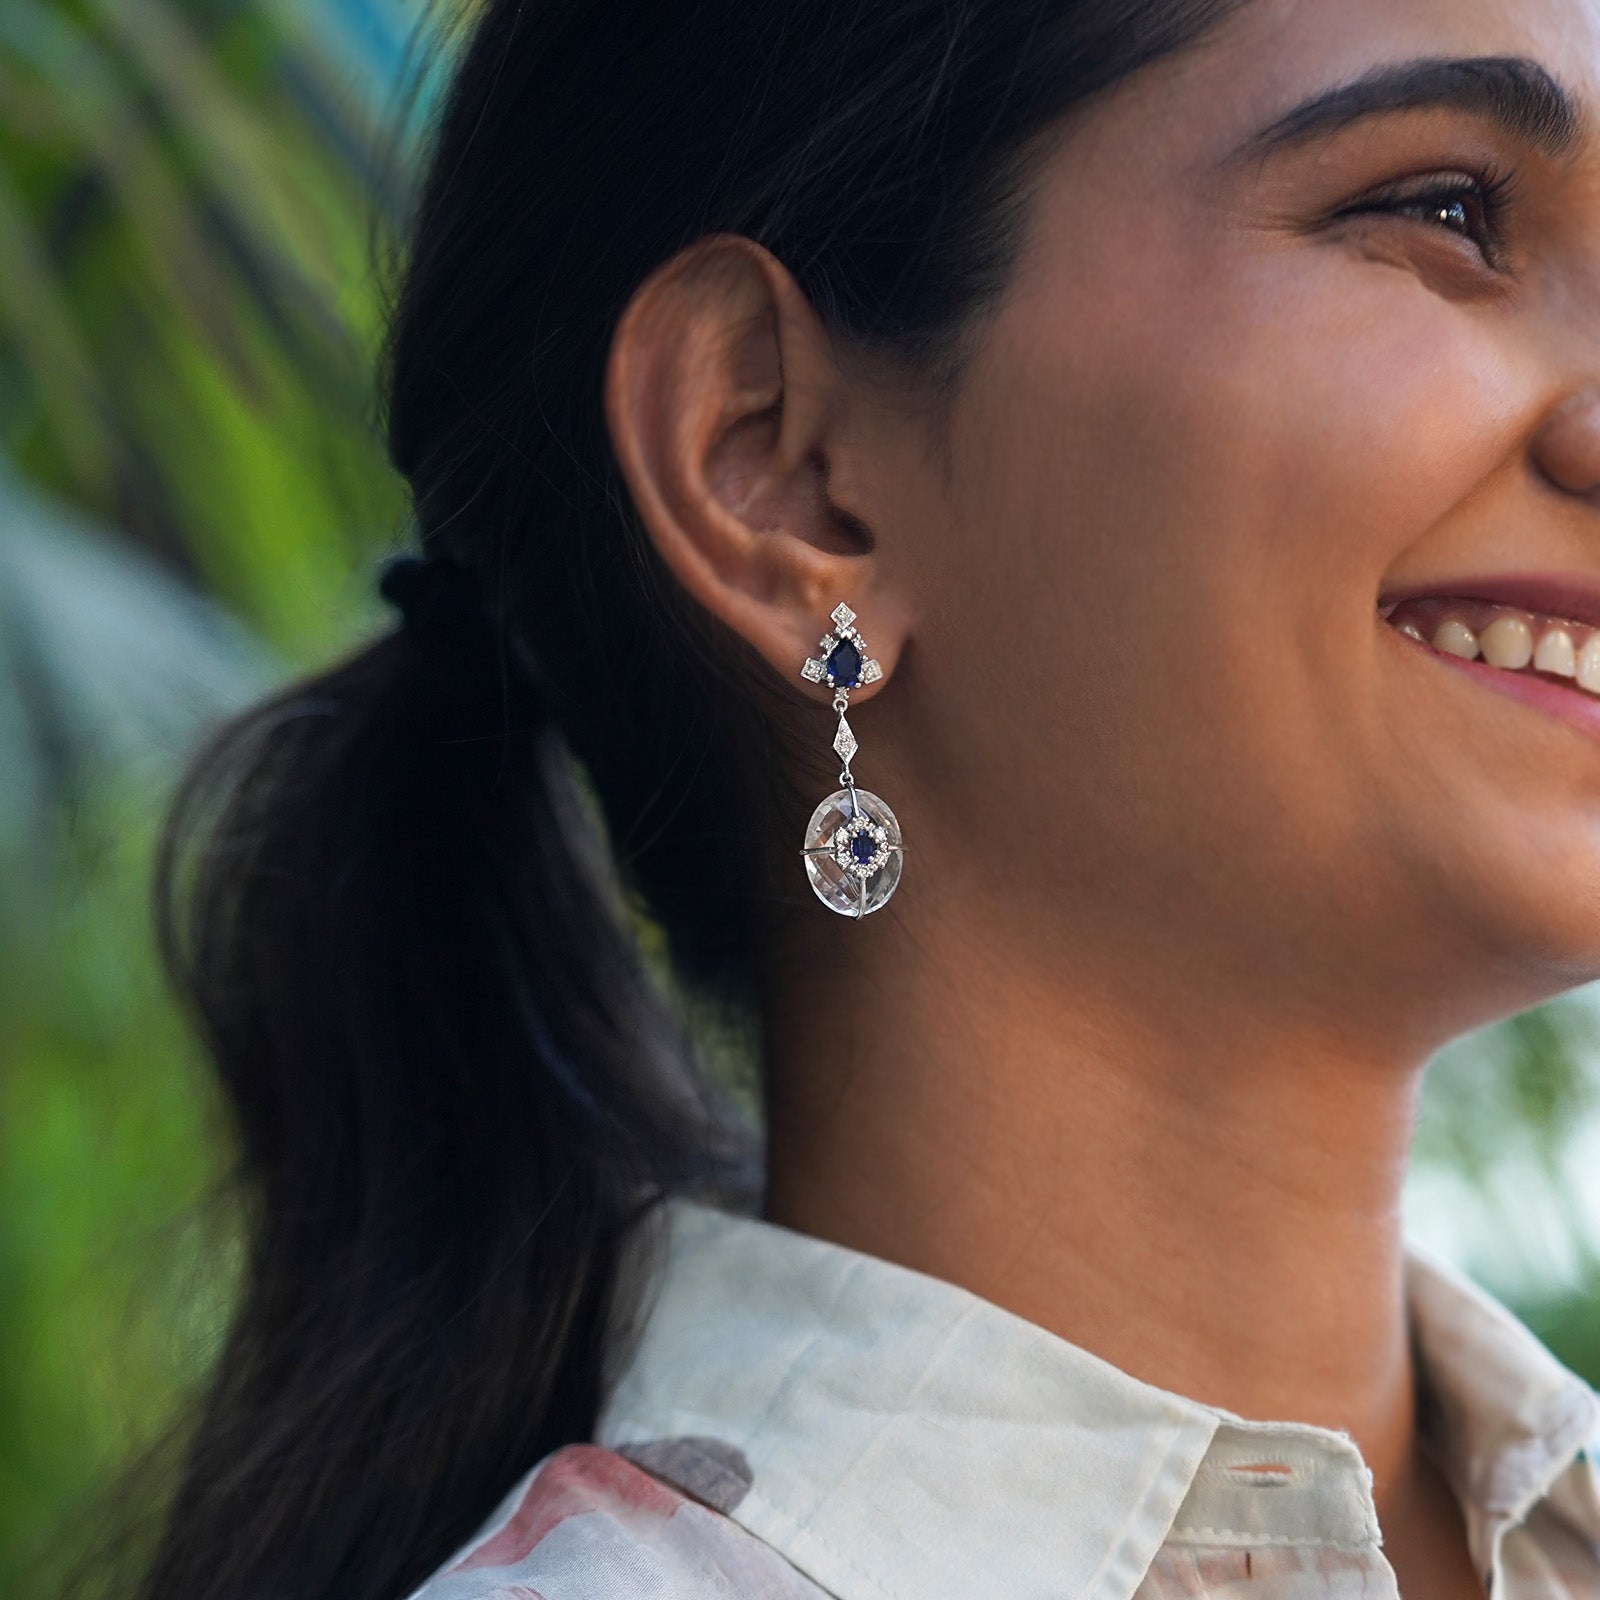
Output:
[1388,623,1600,744]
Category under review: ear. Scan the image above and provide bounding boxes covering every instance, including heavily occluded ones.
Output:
[603,232,906,700]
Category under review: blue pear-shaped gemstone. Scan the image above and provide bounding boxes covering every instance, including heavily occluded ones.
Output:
[826,638,862,687]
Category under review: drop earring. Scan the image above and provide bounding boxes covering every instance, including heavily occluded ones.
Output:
[798,601,905,918]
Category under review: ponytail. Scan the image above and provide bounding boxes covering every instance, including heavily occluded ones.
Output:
[119,0,1249,1594]
[137,548,750,1600]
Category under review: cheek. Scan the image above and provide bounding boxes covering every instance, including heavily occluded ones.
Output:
[1100,250,1525,604]
[934,233,1537,928]
[963,244,1525,725]
[1188,254,1529,600]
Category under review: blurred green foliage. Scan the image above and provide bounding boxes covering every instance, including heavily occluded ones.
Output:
[0,0,408,655]
[0,1,1596,1594]
[0,0,414,1588]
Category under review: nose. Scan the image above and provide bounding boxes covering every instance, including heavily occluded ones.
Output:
[1532,386,1600,501]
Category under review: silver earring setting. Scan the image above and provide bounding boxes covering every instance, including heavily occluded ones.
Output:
[798,602,904,918]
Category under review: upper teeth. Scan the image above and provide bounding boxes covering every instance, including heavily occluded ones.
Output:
[1387,598,1600,694]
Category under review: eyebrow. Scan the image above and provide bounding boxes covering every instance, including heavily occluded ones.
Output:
[1226,56,1584,167]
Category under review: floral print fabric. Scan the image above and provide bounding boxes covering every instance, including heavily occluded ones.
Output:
[410,1200,1600,1600]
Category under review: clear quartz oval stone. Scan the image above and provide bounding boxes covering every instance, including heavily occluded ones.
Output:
[802,786,903,918]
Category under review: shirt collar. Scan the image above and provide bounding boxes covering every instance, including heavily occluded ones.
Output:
[596,1198,1600,1600]
[1403,1235,1600,1574]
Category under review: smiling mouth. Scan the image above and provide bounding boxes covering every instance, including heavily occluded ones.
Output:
[1343,563,1600,748]
[1380,594,1600,696]
[1376,582,1600,747]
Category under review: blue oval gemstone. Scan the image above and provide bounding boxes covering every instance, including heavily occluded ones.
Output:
[850,832,877,865]
[826,638,862,687]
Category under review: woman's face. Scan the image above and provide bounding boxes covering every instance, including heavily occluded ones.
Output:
[889,0,1600,1044]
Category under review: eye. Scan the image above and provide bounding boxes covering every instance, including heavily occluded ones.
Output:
[1335,167,1518,268]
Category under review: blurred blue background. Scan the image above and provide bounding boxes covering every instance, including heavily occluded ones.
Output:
[0,1,1596,1591]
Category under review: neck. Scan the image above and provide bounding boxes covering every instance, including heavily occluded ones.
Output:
[757,893,1433,1519]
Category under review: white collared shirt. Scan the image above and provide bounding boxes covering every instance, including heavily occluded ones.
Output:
[410,1196,1600,1600]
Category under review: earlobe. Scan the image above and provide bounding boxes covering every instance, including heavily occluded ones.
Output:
[601,232,902,697]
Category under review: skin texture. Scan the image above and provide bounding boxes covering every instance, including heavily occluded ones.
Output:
[603,1,1600,1595]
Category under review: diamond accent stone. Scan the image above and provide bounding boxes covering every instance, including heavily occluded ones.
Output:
[801,657,826,682]
[833,715,858,764]
[830,602,856,632]
[860,657,882,685]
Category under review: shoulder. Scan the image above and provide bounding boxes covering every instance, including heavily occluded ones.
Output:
[406,1442,828,1600]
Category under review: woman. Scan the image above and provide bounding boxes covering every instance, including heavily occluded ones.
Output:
[131,0,1600,1597]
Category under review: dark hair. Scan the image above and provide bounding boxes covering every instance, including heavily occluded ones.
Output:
[134,4,1246,1598]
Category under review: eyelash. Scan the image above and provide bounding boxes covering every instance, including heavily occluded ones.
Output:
[1338,164,1520,268]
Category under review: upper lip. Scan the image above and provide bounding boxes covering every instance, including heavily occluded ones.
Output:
[1378,571,1600,635]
